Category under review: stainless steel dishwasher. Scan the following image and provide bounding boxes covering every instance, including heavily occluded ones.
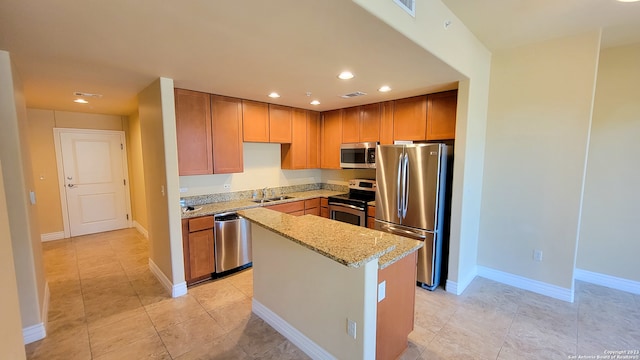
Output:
[214,212,252,273]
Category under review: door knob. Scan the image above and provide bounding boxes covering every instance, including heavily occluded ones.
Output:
[67,183,75,188]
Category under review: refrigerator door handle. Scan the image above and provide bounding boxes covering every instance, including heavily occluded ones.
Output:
[396,153,403,219]
[402,153,409,218]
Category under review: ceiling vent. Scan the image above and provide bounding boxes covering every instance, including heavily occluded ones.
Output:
[341,91,367,99]
[73,91,103,98]
[393,0,415,17]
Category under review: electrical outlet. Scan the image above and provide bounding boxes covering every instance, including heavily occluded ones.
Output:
[179,187,188,193]
[533,249,543,262]
[223,184,231,190]
[347,319,357,339]
[378,281,386,302]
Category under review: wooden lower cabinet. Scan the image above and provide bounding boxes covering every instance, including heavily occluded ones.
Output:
[320,198,329,218]
[367,204,376,229]
[376,251,418,360]
[266,198,322,216]
[182,217,215,285]
[265,200,304,214]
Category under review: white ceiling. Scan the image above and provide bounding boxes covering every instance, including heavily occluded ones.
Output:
[1,0,638,116]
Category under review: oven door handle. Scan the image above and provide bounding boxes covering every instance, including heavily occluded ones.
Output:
[328,203,365,211]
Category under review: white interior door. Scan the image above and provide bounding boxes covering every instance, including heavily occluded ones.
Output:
[57,130,130,237]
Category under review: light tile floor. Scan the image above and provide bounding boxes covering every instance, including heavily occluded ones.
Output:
[27,229,640,359]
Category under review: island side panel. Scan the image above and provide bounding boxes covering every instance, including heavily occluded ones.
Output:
[376,250,418,360]
[251,224,378,360]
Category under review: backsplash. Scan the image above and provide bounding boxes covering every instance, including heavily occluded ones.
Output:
[181,182,348,206]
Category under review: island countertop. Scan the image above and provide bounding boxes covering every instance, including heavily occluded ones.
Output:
[238,207,422,269]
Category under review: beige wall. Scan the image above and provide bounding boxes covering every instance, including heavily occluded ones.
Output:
[577,43,640,282]
[25,108,127,236]
[138,78,184,285]
[0,50,47,332]
[127,111,148,231]
[478,31,601,290]
[353,0,491,291]
[0,160,27,359]
[179,143,322,196]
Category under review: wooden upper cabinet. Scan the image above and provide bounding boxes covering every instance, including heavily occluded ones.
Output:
[306,111,321,168]
[360,103,381,142]
[342,104,380,143]
[393,95,427,141]
[242,100,269,142]
[269,104,292,143]
[320,109,342,169]
[281,108,307,170]
[380,101,394,145]
[174,89,213,175]
[342,106,360,143]
[426,90,458,140]
[211,95,243,174]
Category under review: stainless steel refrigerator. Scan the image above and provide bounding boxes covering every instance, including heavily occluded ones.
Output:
[375,143,448,290]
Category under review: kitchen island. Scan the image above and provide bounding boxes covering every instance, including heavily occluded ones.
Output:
[238,207,422,360]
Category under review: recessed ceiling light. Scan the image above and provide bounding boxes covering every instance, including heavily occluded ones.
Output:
[310,100,320,105]
[338,71,354,80]
[378,85,392,92]
[74,98,88,104]
[268,92,280,98]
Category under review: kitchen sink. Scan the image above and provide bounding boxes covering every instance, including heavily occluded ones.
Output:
[251,195,294,204]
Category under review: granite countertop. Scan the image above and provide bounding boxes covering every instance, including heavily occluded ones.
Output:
[238,207,422,269]
[181,189,344,219]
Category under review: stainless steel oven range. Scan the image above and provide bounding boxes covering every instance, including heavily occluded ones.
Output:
[328,179,376,227]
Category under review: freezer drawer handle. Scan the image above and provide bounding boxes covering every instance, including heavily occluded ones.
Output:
[382,224,426,240]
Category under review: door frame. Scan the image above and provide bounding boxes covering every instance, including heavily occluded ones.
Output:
[53,128,133,238]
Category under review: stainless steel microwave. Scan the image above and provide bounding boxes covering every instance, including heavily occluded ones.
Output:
[340,142,376,169]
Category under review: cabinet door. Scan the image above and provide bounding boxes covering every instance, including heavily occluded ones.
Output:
[281,108,307,169]
[306,111,321,168]
[426,90,457,140]
[360,103,381,142]
[342,106,360,143]
[393,96,427,141]
[320,109,342,169]
[269,104,292,143]
[211,95,244,173]
[320,206,329,218]
[174,89,213,175]
[188,229,214,280]
[242,100,270,142]
[380,101,394,145]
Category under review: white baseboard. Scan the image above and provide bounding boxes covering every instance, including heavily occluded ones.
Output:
[575,268,640,295]
[40,231,65,242]
[252,299,337,360]
[148,258,187,298]
[477,265,574,303]
[23,281,50,344]
[446,267,477,295]
[133,221,148,238]
[23,323,46,345]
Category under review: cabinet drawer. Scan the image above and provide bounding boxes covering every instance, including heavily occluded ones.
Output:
[266,200,305,214]
[321,198,328,207]
[189,216,214,232]
[290,210,305,216]
[304,207,320,216]
[305,198,320,209]
[320,207,329,218]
